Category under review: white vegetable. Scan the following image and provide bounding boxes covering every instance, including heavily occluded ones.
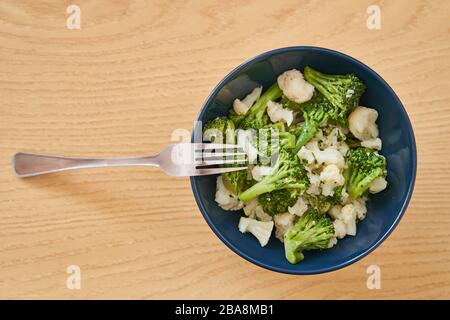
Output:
[238,217,274,247]
[236,129,258,164]
[243,198,272,221]
[361,138,382,150]
[277,69,315,104]
[353,197,368,220]
[288,197,308,216]
[320,164,345,196]
[251,165,273,182]
[243,198,258,219]
[297,141,345,169]
[215,176,244,211]
[266,101,294,126]
[348,106,379,141]
[369,177,388,194]
[333,219,347,239]
[274,212,295,242]
[305,167,321,195]
[233,86,262,115]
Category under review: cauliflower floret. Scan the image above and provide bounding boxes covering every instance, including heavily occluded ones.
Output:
[277,69,315,104]
[320,164,345,197]
[353,197,368,220]
[243,198,258,219]
[236,129,258,164]
[369,177,388,194]
[322,127,350,156]
[305,167,321,195]
[233,86,262,115]
[333,219,347,239]
[348,106,379,141]
[266,101,294,126]
[274,212,296,242]
[251,165,273,182]
[215,176,244,211]
[297,141,345,169]
[288,197,308,216]
[328,202,364,237]
[243,198,272,221]
[361,138,382,150]
[238,217,274,247]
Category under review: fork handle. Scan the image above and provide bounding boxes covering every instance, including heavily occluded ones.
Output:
[13,152,159,178]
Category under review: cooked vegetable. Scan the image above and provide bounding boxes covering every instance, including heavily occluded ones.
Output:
[230,82,282,130]
[238,217,274,247]
[238,149,310,202]
[344,147,387,200]
[258,189,299,216]
[203,116,236,143]
[284,209,335,264]
[208,67,387,264]
[304,66,365,123]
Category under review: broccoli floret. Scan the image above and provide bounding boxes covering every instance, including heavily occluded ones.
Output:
[203,116,236,143]
[258,189,299,215]
[238,149,310,202]
[292,93,333,153]
[304,194,334,214]
[344,147,387,200]
[256,123,296,160]
[303,66,365,123]
[233,82,282,130]
[284,209,335,264]
[222,168,247,195]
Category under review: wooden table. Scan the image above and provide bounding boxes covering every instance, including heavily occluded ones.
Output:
[0,0,449,299]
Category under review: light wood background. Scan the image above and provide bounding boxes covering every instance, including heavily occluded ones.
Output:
[0,0,449,299]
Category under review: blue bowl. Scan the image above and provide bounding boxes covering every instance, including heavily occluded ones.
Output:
[190,46,417,274]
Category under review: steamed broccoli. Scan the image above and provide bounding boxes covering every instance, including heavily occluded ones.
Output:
[222,168,247,195]
[292,93,333,153]
[238,149,310,202]
[284,209,335,264]
[304,194,334,214]
[231,82,282,130]
[258,189,299,215]
[256,123,296,160]
[203,116,236,144]
[304,66,365,123]
[344,147,387,200]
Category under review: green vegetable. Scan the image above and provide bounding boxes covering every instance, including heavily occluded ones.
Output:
[258,189,299,215]
[304,194,334,214]
[292,93,333,153]
[238,149,310,202]
[203,116,236,144]
[344,147,387,200]
[284,209,335,264]
[256,123,296,160]
[222,168,247,195]
[304,66,365,125]
[232,82,282,130]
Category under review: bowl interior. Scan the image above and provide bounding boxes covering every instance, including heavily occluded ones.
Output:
[191,47,416,274]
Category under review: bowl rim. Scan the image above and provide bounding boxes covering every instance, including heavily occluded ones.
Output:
[190,46,417,275]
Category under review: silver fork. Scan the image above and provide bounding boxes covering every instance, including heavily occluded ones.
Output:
[12,143,247,178]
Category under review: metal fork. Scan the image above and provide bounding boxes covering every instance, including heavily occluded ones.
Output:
[12,143,247,178]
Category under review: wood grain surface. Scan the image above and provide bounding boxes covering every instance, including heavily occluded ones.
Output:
[0,0,449,299]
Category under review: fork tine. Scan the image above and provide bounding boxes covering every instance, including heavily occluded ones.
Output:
[199,152,247,158]
[198,159,247,166]
[188,166,248,176]
[193,143,244,151]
